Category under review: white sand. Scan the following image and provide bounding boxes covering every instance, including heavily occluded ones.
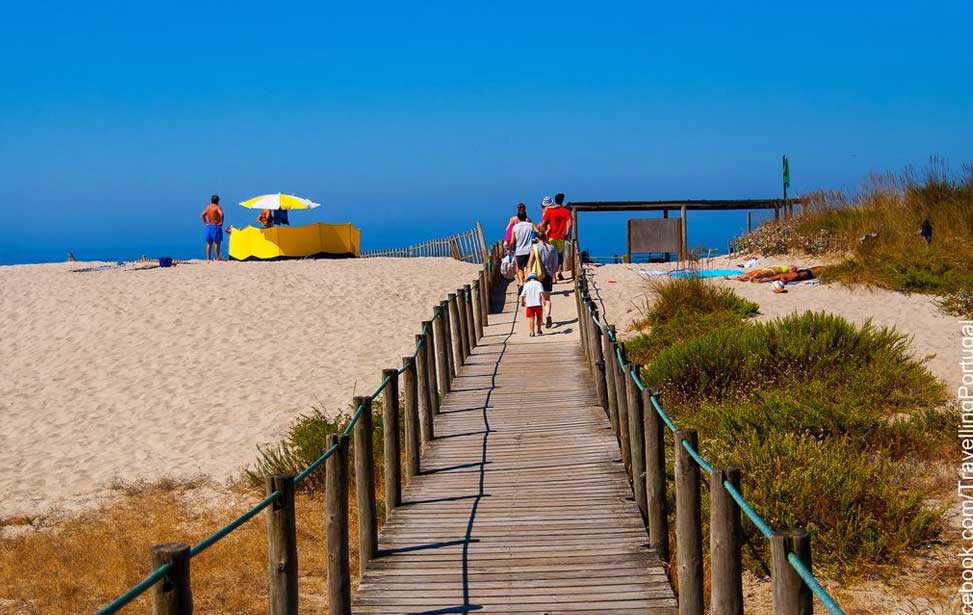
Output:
[587,257,962,392]
[0,258,481,518]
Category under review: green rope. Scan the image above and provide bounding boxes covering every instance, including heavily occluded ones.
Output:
[788,553,847,615]
[648,395,678,433]
[295,442,338,484]
[680,439,713,475]
[190,490,280,556]
[93,563,171,615]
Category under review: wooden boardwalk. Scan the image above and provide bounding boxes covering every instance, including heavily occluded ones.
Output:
[352,282,676,614]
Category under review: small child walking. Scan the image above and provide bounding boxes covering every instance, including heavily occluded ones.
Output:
[520,272,545,336]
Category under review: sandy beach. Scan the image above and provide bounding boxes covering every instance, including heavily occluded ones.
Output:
[0,258,481,518]
[586,257,961,392]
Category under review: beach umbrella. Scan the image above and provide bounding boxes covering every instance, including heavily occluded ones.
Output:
[239,193,321,210]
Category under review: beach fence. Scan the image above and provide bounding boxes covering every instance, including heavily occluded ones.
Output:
[571,241,847,615]
[360,221,489,263]
[93,240,508,615]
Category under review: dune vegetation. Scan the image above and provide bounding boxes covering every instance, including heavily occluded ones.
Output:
[624,277,955,575]
[735,158,973,316]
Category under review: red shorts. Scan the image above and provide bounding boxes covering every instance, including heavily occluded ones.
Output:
[525,306,542,318]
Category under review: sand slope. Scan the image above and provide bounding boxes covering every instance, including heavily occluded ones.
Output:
[587,259,961,392]
[0,258,480,517]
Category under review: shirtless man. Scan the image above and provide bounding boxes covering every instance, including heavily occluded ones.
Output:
[735,265,823,284]
[200,195,225,261]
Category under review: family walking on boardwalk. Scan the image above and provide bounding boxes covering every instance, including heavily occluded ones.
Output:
[504,194,573,337]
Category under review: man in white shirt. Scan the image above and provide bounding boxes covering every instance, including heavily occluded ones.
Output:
[511,210,536,287]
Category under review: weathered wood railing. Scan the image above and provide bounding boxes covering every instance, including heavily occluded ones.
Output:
[94,241,507,615]
[572,241,846,615]
[361,221,489,264]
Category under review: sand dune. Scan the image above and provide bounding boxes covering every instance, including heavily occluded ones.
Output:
[587,259,960,392]
[0,258,481,518]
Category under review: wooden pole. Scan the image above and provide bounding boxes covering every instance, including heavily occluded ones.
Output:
[643,389,670,564]
[433,311,450,396]
[471,281,484,341]
[624,364,647,523]
[478,269,489,328]
[475,220,489,264]
[325,433,351,615]
[352,396,377,574]
[602,324,619,435]
[441,299,456,381]
[415,334,434,444]
[675,429,704,615]
[382,369,401,511]
[464,284,477,348]
[401,356,420,480]
[422,321,438,413]
[680,205,688,263]
[449,237,461,260]
[747,211,752,234]
[448,293,465,367]
[612,336,632,475]
[151,543,192,615]
[266,475,298,615]
[711,467,743,615]
[456,288,470,361]
[589,307,609,412]
[772,529,813,615]
[577,288,590,363]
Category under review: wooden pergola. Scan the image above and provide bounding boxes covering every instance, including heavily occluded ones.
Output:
[566,198,802,261]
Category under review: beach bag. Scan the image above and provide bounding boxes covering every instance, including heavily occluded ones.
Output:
[500,255,517,280]
[529,245,546,281]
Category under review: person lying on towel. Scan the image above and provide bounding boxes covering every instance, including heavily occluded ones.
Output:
[734,265,823,284]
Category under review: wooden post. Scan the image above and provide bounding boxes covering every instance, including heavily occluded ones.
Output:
[449,238,461,260]
[441,299,456,381]
[475,220,489,264]
[589,307,609,412]
[680,205,688,263]
[577,289,590,363]
[382,369,401,511]
[151,543,192,615]
[401,356,420,480]
[478,269,489,328]
[456,288,470,360]
[675,429,704,615]
[624,364,647,523]
[464,284,477,348]
[774,203,781,222]
[448,293,464,367]
[416,334,435,444]
[643,389,670,564]
[772,529,813,615]
[433,312,450,395]
[352,396,377,574]
[266,475,298,615]
[422,321,438,413]
[325,433,351,615]
[747,210,752,234]
[471,282,484,341]
[602,325,619,435]
[612,336,632,475]
[711,467,743,615]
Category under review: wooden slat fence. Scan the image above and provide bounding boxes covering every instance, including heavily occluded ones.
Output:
[361,221,489,264]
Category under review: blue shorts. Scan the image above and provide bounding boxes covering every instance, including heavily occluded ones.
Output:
[205,224,223,243]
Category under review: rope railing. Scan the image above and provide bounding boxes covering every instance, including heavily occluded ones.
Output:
[577,251,847,615]
[92,238,507,615]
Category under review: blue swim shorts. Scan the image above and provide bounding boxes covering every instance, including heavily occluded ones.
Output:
[205,224,223,243]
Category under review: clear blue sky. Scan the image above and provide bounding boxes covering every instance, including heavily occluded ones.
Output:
[1,1,971,263]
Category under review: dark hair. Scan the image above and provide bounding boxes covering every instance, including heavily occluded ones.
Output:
[517,210,527,221]
[554,193,565,205]
[211,195,220,204]
[516,202,526,213]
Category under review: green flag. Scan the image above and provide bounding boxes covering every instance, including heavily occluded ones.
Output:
[782,155,791,190]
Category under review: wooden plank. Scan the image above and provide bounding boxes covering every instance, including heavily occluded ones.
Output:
[351,280,675,614]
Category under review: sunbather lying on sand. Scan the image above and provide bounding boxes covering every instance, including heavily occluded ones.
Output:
[734,265,823,284]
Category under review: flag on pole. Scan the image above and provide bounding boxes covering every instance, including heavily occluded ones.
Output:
[782,155,791,190]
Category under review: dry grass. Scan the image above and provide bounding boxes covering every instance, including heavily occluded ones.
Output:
[0,475,382,614]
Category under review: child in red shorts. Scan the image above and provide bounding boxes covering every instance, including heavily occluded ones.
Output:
[520,273,545,336]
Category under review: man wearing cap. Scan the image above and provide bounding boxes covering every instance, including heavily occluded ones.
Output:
[542,193,572,280]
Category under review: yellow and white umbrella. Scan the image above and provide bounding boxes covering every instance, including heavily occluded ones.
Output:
[239,193,321,210]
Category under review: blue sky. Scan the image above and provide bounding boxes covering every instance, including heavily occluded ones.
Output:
[1,1,971,263]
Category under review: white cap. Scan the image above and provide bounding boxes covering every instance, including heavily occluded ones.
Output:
[542,196,553,207]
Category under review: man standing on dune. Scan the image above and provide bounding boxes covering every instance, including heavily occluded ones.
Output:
[542,192,572,281]
[200,195,224,261]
